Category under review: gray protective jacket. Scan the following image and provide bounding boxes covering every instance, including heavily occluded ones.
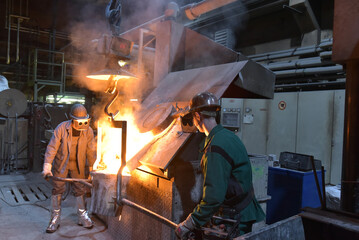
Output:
[44,120,96,175]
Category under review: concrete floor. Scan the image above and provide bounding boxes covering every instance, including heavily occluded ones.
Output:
[0,172,113,240]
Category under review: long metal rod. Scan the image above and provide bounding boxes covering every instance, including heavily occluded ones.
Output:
[7,15,11,64]
[310,156,324,208]
[121,198,178,229]
[321,166,327,209]
[16,17,20,62]
[121,198,229,237]
[6,114,11,173]
[15,114,18,171]
[34,49,38,101]
[49,176,92,188]
[0,128,3,174]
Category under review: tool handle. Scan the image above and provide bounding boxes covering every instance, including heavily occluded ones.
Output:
[121,198,178,229]
[47,176,93,188]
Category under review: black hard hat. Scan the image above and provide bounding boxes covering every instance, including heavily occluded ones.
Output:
[189,92,221,114]
[70,104,89,120]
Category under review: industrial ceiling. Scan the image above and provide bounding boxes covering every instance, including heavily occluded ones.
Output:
[0,0,340,100]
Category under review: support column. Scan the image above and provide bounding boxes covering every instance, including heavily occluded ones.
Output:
[341,60,359,213]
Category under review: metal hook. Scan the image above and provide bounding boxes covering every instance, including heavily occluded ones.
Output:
[104,88,120,121]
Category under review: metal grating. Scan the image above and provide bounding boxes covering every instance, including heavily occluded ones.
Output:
[215,29,230,47]
[105,170,174,240]
[0,183,51,205]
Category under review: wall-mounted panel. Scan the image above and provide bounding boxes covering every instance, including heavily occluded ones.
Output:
[296,91,334,183]
[266,93,298,158]
[241,99,269,154]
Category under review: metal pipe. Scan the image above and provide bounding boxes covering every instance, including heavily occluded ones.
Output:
[121,198,178,229]
[319,51,332,59]
[341,60,359,213]
[249,39,333,61]
[250,38,333,58]
[262,56,330,71]
[7,15,11,64]
[16,17,20,62]
[34,49,38,101]
[184,0,237,20]
[275,80,345,89]
[15,114,18,171]
[251,46,324,61]
[310,156,324,208]
[60,53,64,93]
[6,114,11,173]
[6,0,9,27]
[274,65,343,78]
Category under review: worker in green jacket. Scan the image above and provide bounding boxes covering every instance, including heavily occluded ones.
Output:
[175,92,265,239]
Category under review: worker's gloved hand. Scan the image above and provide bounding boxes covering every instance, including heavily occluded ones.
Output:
[42,163,53,178]
[175,214,196,240]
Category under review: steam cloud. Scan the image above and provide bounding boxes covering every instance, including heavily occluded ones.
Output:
[65,0,248,122]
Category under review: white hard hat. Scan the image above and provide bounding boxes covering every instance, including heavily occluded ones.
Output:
[0,75,10,92]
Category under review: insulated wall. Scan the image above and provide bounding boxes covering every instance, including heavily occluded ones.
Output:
[223,90,345,185]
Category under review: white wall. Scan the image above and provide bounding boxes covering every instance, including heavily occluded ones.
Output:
[222,89,345,185]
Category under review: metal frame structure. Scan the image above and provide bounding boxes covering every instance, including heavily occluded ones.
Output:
[29,48,65,102]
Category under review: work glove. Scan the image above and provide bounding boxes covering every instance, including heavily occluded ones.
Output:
[42,163,53,178]
[175,214,196,240]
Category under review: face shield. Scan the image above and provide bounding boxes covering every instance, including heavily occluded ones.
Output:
[72,118,91,131]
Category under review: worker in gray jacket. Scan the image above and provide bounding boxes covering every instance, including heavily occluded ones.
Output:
[42,104,96,233]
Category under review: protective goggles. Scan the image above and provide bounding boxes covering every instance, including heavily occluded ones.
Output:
[181,113,194,126]
[73,118,91,131]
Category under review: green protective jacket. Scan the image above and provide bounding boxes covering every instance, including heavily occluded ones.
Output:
[44,120,97,175]
[191,124,265,226]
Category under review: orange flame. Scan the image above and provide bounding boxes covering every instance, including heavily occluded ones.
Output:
[94,111,154,175]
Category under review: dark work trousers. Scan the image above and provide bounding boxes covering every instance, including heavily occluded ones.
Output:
[52,162,86,197]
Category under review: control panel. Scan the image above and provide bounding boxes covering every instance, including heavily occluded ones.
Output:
[220,98,242,131]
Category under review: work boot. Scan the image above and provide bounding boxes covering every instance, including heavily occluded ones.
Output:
[46,194,62,233]
[76,195,93,228]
